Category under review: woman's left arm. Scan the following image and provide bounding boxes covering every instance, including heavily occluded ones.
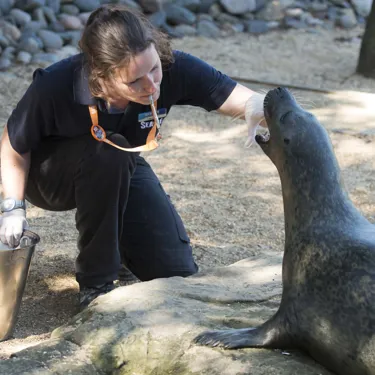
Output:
[217,83,264,120]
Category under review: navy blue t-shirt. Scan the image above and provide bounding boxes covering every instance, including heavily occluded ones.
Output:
[7,50,237,154]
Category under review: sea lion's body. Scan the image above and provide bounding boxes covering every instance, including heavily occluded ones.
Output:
[194,87,375,375]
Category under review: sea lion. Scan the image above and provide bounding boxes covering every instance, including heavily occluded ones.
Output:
[194,87,375,375]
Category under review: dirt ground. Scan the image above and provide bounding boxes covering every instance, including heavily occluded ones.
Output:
[0,26,374,361]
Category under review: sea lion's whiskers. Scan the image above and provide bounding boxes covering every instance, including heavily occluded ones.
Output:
[288,90,317,109]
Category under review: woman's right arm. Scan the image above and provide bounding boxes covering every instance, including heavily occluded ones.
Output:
[0,125,30,247]
[1,125,30,199]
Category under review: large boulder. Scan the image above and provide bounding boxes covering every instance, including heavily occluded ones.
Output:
[0,253,333,374]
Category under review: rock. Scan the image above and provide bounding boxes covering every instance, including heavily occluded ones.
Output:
[58,13,83,29]
[15,0,45,11]
[60,3,79,15]
[58,29,81,46]
[37,28,63,49]
[357,14,366,24]
[116,0,143,11]
[31,51,59,64]
[9,7,31,26]
[0,255,334,375]
[137,0,163,13]
[32,7,48,26]
[17,35,40,53]
[208,2,222,18]
[147,9,166,28]
[22,19,45,32]
[220,0,257,14]
[308,1,328,12]
[2,45,15,58]
[0,56,12,69]
[280,0,295,9]
[329,0,350,5]
[221,21,246,34]
[254,0,268,12]
[0,35,10,49]
[160,22,185,38]
[49,20,65,31]
[164,3,197,25]
[198,0,217,13]
[350,0,372,17]
[197,19,221,37]
[283,16,308,27]
[73,0,100,12]
[302,12,324,25]
[245,19,269,33]
[175,0,201,12]
[174,23,198,35]
[78,11,90,25]
[0,20,21,41]
[338,7,357,27]
[46,0,59,13]
[285,7,304,17]
[197,12,214,21]
[55,43,79,59]
[0,0,15,15]
[215,12,242,24]
[42,5,57,23]
[327,5,339,19]
[242,11,255,19]
[16,49,32,63]
[255,0,284,21]
[268,20,280,28]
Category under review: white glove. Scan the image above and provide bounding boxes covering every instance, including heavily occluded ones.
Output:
[244,93,267,148]
[0,209,29,248]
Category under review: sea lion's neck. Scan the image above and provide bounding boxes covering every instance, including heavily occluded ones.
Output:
[278,156,361,235]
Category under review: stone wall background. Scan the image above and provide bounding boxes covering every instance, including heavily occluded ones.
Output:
[0,0,370,70]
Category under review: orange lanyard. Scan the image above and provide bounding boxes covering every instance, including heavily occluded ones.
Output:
[89,99,160,152]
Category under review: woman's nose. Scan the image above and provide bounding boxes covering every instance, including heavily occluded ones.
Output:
[143,74,157,93]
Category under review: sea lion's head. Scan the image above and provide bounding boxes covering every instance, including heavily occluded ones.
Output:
[256,87,335,173]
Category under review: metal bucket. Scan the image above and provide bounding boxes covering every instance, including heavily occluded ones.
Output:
[0,230,40,342]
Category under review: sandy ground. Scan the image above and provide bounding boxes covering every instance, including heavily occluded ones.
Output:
[0,26,374,360]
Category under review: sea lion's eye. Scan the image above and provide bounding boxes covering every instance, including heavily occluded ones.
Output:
[284,138,290,145]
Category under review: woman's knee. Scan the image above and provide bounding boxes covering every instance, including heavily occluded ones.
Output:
[85,134,137,172]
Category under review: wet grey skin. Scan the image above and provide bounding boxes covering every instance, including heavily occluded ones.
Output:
[194,87,375,375]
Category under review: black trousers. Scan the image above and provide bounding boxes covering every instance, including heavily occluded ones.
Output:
[25,134,198,287]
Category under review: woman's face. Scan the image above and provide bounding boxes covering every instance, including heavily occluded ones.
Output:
[101,43,163,106]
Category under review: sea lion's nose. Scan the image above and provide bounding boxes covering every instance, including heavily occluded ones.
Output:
[276,87,288,98]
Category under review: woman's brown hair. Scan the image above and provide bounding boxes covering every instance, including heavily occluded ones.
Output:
[79,4,174,98]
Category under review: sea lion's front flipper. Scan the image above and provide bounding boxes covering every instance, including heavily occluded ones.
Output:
[194,316,290,349]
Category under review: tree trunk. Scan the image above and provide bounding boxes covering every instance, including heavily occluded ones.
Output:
[356,0,375,78]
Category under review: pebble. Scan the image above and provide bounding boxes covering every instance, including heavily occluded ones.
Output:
[58,13,82,29]
[73,0,100,12]
[197,19,221,38]
[37,29,63,50]
[0,56,11,70]
[10,7,31,26]
[18,36,41,53]
[16,50,32,63]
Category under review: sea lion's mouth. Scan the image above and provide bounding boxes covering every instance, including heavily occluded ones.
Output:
[255,131,270,144]
[257,90,273,145]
